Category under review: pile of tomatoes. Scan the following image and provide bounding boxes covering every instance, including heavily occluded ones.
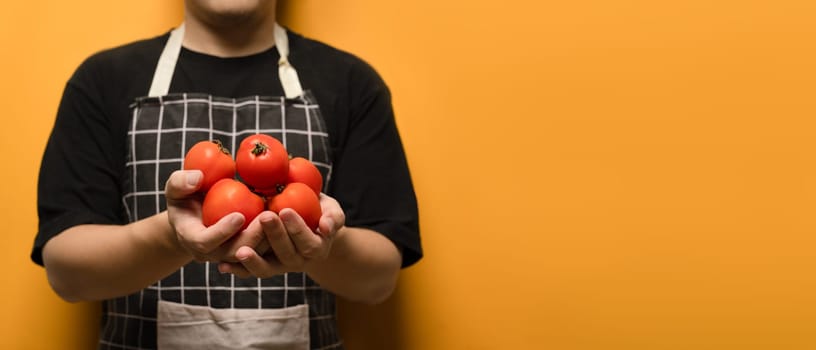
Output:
[182,134,323,231]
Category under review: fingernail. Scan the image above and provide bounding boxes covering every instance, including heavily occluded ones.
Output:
[230,213,245,226]
[186,171,202,186]
[236,248,251,261]
[281,212,296,226]
[316,219,328,235]
[217,263,229,273]
[258,211,275,224]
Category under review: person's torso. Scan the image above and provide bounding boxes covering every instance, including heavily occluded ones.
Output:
[97,28,342,350]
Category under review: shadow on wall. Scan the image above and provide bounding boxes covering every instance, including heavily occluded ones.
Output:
[76,302,103,348]
[337,284,407,350]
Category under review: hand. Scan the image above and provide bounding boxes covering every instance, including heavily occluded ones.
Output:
[218,193,346,278]
[165,170,267,262]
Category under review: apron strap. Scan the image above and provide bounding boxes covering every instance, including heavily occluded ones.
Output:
[274,24,304,99]
[148,24,185,97]
[147,22,304,98]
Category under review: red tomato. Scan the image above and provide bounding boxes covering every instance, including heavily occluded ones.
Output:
[268,182,322,231]
[202,178,265,231]
[286,157,323,196]
[183,140,235,192]
[235,134,289,192]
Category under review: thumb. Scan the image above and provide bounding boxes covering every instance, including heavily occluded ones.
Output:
[165,170,203,200]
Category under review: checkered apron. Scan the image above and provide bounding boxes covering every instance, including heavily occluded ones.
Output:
[98,24,342,349]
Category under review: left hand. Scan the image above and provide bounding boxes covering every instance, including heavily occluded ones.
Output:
[218,194,346,278]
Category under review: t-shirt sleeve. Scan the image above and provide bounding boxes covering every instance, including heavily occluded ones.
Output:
[32,58,126,266]
[327,61,423,268]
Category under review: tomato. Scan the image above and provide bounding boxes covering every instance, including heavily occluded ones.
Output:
[268,182,322,231]
[202,178,265,231]
[286,157,323,196]
[183,140,235,192]
[235,134,289,193]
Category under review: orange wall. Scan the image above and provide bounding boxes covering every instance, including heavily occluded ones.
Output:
[0,2,183,349]
[4,1,816,349]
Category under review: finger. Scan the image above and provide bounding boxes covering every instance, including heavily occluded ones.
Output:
[217,262,251,279]
[317,216,338,239]
[259,211,304,267]
[184,212,245,257]
[215,213,267,262]
[317,194,345,237]
[165,170,203,201]
[224,246,285,279]
[255,239,271,257]
[217,248,282,275]
[280,208,326,259]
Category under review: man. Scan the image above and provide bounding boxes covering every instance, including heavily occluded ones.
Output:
[32,1,422,348]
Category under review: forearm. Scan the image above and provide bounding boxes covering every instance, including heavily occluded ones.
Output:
[42,212,192,302]
[305,226,402,304]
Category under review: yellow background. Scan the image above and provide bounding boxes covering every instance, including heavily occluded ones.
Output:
[2,1,815,349]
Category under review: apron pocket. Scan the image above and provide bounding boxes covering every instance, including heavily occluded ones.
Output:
[156,300,309,350]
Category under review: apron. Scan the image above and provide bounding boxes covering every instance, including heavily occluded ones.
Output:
[99,23,342,350]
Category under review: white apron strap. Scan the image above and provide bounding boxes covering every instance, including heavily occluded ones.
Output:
[148,24,185,97]
[274,23,304,98]
[147,22,303,98]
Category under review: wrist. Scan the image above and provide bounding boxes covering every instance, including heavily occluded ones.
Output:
[157,211,195,262]
[302,227,346,278]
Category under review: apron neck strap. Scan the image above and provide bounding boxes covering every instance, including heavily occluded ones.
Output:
[147,22,304,99]
[148,23,185,97]
[274,23,304,99]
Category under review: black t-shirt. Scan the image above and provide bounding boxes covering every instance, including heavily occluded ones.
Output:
[33,29,422,268]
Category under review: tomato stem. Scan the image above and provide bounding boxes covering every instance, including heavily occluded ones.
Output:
[212,139,231,156]
[251,142,268,156]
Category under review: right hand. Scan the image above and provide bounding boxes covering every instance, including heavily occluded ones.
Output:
[165,170,264,262]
